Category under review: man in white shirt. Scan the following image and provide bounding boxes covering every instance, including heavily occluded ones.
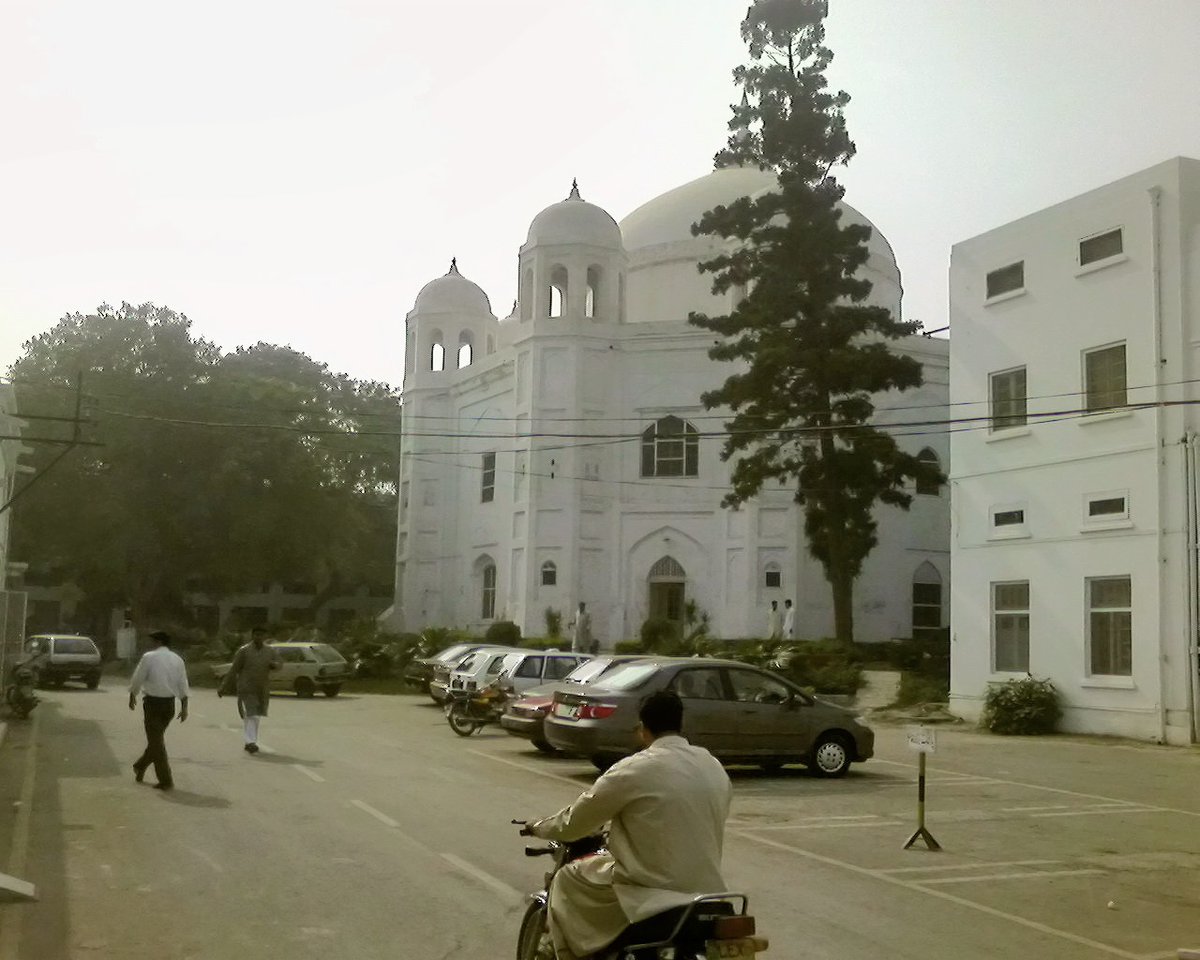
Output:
[527,691,732,959]
[129,630,189,791]
[782,598,796,640]
[766,600,782,640]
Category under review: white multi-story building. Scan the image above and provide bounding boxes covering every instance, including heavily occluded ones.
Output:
[949,156,1200,745]
[387,165,949,644]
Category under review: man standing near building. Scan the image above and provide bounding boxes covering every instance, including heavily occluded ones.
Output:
[569,602,592,654]
[218,626,280,754]
[129,630,189,791]
[782,599,796,640]
[766,600,782,640]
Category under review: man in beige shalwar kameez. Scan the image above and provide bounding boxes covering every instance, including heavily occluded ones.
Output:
[218,626,281,754]
[528,692,732,959]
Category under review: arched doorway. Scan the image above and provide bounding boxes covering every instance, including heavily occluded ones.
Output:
[648,556,686,624]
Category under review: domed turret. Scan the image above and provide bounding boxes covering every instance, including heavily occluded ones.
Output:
[413,258,493,315]
[526,180,623,250]
[517,181,627,323]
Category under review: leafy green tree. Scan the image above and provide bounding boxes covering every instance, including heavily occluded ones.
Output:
[9,302,399,631]
[689,0,942,642]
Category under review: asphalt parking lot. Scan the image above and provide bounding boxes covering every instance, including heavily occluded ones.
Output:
[0,688,1197,960]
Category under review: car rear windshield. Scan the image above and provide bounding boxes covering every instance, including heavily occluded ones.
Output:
[308,644,345,664]
[54,637,97,655]
[565,658,617,684]
[591,662,659,691]
[436,644,473,663]
[456,652,485,672]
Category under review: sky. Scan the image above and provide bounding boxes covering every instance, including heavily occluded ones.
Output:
[3,0,1200,387]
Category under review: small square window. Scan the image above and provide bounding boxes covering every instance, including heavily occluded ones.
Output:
[1079,228,1123,266]
[764,569,782,589]
[986,261,1025,299]
[1088,496,1127,518]
[1084,344,1127,413]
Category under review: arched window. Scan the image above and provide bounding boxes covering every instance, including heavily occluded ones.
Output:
[763,562,782,589]
[641,416,699,478]
[541,561,557,587]
[912,562,943,640]
[586,265,601,318]
[430,342,445,372]
[457,330,474,369]
[916,448,942,496]
[520,269,533,321]
[548,265,568,318]
[648,556,686,622]
[477,557,497,620]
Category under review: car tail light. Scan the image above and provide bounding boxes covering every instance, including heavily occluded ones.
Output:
[577,702,618,720]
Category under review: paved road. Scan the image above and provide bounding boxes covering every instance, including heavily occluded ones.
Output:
[1,685,1198,960]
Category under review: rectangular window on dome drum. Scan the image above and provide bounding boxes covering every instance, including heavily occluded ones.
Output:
[481,452,496,503]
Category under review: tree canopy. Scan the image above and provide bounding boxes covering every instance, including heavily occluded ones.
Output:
[690,0,943,641]
[8,302,399,630]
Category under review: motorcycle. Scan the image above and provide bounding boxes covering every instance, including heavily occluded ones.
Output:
[4,658,40,720]
[444,680,512,737]
[513,820,768,960]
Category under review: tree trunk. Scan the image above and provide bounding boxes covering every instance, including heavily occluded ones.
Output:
[829,565,855,643]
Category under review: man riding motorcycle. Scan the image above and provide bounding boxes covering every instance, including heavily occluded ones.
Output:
[524,691,732,959]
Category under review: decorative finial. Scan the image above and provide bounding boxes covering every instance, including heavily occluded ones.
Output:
[567,178,582,201]
[447,257,459,275]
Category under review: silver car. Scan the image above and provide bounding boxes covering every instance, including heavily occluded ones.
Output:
[542,657,875,777]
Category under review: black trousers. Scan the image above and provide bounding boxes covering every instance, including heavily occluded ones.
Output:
[135,695,175,786]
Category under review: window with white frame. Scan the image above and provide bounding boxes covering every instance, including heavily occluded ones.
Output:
[915,448,943,495]
[992,581,1030,672]
[1084,343,1127,413]
[1079,228,1123,267]
[986,261,1024,299]
[990,367,1027,431]
[481,452,496,503]
[641,416,699,478]
[541,561,557,587]
[911,563,943,640]
[763,562,781,589]
[992,507,1026,528]
[480,561,497,620]
[1086,492,1129,521]
[1087,576,1132,676]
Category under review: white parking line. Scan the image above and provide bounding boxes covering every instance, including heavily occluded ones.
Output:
[466,749,586,788]
[735,830,1142,960]
[293,764,325,783]
[440,852,521,902]
[350,799,400,828]
[880,859,1061,875]
[736,819,905,831]
[1030,807,1161,818]
[916,868,1105,885]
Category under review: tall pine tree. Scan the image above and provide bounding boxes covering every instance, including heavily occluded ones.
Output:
[690,0,942,642]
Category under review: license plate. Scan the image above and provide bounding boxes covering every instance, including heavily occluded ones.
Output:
[707,939,761,959]
[552,702,579,719]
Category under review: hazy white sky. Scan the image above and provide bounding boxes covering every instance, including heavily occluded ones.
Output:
[3,0,1199,386]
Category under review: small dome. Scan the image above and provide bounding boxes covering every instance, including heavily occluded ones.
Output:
[413,259,493,315]
[526,180,622,249]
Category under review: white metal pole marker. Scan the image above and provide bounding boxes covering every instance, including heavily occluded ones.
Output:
[903,725,942,851]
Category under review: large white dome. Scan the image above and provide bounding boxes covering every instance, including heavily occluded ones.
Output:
[526,181,623,250]
[619,165,899,275]
[413,259,493,316]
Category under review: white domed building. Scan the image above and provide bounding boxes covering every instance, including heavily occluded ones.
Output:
[388,168,949,643]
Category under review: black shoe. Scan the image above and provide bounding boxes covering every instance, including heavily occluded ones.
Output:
[133,764,145,783]
[153,782,173,791]
[246,743,259,755]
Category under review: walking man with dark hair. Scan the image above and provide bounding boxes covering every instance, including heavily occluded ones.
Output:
[218,626,280,754]
[129,630,189,791]
[525,691,732,960]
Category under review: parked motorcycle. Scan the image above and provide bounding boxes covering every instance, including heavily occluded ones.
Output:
[4,658,40,720]
[513,820,768,960]
[444,681,512,737]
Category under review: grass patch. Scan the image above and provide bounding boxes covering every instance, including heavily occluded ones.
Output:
[888,672,949,708]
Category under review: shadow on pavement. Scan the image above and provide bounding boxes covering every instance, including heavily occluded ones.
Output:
[253,752,324,767]
[156,789,232,809]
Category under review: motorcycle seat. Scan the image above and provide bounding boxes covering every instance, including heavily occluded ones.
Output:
[609,898,736,954]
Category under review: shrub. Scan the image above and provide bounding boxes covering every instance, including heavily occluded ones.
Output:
[544,607,563,639]
[614,640,646,655]
[891,672,950,707]
[981,676,1061,735]
[484,620,522,646]
[781,656,864,696]
[639,618,678,652]
[520,636,566,651]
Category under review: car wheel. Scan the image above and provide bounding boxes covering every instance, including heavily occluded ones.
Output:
[86,674,101,690]
[590,754,617,772]
[322,684,341,698]
[294,677,316,698]
[447,704,478,737]
[532,738,557,755]
[809,732,853,778]
[516,900,550,960]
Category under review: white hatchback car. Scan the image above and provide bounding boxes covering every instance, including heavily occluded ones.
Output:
[445,647,525,695]
[213,642,351,698]
[494,650,591,696]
